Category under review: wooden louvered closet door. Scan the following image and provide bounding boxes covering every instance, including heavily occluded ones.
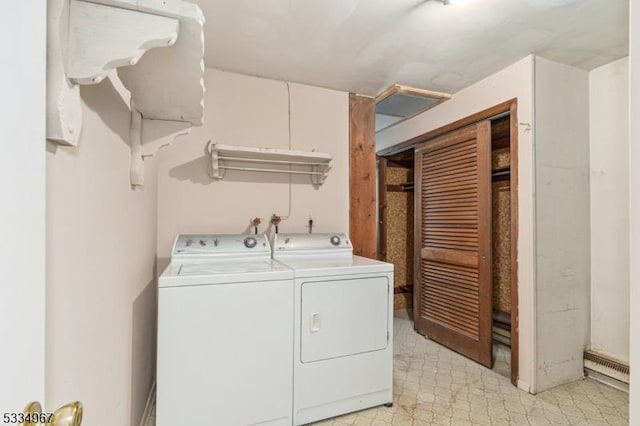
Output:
[414,120,492,368]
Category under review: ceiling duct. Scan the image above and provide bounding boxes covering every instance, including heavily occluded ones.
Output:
[375,84,451,132]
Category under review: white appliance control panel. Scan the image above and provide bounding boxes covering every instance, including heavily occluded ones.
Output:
[272,233,352,255]
[172,234,271,258]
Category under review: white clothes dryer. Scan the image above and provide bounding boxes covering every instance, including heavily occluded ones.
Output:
[157,234,294,426]
[272,233,394,425]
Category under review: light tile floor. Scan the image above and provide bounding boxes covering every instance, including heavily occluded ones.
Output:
[147,312,629,425]
[492,342,511,380]
[311,312,629,426]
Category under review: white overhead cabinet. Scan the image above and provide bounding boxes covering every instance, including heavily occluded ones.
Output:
[47,0,205,185]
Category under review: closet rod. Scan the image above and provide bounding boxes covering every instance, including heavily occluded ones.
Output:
[387,183,414,192]
[491,169,510,178]
[218,165,325,176]
[218,155,329,166]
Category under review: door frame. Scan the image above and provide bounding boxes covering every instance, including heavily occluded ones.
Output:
[376,99,519,386]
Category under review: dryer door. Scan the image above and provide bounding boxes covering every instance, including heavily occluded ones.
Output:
[300,275,389,363]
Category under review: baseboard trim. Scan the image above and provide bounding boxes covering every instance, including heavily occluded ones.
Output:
[517,379,531,393]
[585,368,630,393]
[140,381,156,426]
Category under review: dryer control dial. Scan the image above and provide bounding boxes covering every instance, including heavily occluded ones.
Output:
[330,235,341,246]
[244,236,258,248]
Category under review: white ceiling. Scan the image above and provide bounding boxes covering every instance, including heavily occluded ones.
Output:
[193,0,628,96]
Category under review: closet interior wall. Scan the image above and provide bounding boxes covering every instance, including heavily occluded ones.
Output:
[378,151,415,311]
[491,116,512,347]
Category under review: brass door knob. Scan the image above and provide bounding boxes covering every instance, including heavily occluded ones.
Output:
[22,401,42,426]
[47,402,83,426]
[20,401,82,426]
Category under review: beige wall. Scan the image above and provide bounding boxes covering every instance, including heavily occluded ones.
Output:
[0,0,46,412]
[156,69,349,267]
[46,80,157,425]
[534,57,590,391]
[376,56,536,392]
[589,57,630,363]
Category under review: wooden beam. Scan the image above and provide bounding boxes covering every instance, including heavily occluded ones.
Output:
[349,94,377,259]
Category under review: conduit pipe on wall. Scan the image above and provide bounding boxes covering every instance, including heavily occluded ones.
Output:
[130,102,144,187]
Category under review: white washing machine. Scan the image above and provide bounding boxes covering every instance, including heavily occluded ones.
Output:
[272,233,394,425]
[157,234,294,426]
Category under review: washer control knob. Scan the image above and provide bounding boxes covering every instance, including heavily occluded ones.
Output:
[330,235,341,246]
[244,237,257,248]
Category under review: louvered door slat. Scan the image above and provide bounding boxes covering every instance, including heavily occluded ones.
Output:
[422,304,478,336]
[424,211,478,217]
[423,148,477,163]
[423,162,478,176]
[425,204,479,211]
[423,303,479,329]
[424,242,478,252]
[414,121,492,368]
[425,261,479,278]
[423,142,477,160]
[422,155,477,170]
[423,147,477,163]
[424,285,480,309]
[424,194,478,203]
[423,219,477,226]
[423,185,476,195]
[426,234,478,243]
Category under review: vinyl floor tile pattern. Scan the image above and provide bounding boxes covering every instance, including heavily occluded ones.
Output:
[311,312,629,426]
[146,312,629,426]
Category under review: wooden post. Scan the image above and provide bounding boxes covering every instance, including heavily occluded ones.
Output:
[349,94,376,259]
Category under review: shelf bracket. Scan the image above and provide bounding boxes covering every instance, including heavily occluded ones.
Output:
[129,102,191,187]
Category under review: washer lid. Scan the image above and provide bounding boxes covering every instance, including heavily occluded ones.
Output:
[159,259,293,287]
[274,255,393,278]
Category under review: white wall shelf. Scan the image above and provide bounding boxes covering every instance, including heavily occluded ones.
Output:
[207,142,332,186]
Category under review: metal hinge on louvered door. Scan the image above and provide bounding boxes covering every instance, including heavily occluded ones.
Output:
[413,120,493,368]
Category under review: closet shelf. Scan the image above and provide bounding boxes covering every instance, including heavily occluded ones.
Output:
[207,142,332,186]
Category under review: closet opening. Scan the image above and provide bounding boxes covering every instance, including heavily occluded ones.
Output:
[489,114,514,381]
[377,149,415,313]
[377,100,518,386]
